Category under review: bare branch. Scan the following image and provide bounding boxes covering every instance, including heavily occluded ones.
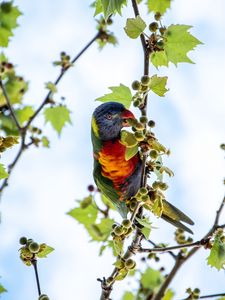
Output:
[148,240,177,260]
[151,196,225,300]
[24,32,100,130]
[140,238,210,254]
[180,292,225,300]
[31,259,41,296]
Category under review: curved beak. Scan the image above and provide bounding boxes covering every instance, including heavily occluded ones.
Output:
[121,109,135,127]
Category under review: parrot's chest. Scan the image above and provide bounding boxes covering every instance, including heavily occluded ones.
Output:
[98,139,139,187]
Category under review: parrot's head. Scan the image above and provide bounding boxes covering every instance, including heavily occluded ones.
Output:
[92,102,135,141]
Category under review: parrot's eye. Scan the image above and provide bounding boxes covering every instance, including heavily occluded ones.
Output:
[106,113,113,120]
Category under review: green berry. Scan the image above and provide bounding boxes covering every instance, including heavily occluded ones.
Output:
[39,295,50,300]
[112,223,117,229]
[149,22,158,32]
[159,182,168,191]
[134,131,145,141]
[159,27,166,35]
[141,75,150,85]
[193,288,200,294]
[139,116,148,124]
[139,187,148,196]
[141,194,150,202]
[133,99,141,107]
[131,80,141,90]
[122,219,131,228]
[154,12,161,21]
[155,256,160,262]
[140,84,149,92]
[149,150,158,159]
[129,200,137,211]
[125,259,136,269]
[152,181,160,189]
[148,120,155,127]
[193,295,199,300]
[107,18,113,25]
[19,237,27,245]
[114,226,124,236]
[29,242,40,253]
[135,122,145,131]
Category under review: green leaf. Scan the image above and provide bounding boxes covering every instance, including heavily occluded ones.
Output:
[136,217,152,239]
[115,268,128,281]
[141,267,164,291]
[122,291,135,300]
[207,235,225,270]
[0,283,7,294]
[44,105,72,135]
[0,163,8,179]
[124,16,146,39]
[162,289,175,300]
[121,130,138,148]
[0,2,21,47]
[151,25,203,67]
[0,27,12,47]
[37,244,54,258]
[147,0,171,15]
[45,81,57,94]
[67,202,98,226]
[113,237,124,255]
[125,145,139,161]
[94,0,103,16]
[152,197,163,217]
[41,136,50,148]
[151,51,169,68]
[165,25,203,65]
[101,0,127,20]
[86,218,114,242]
[149,75,168,97]
[0,74,28,106]
[96,84,132,108]
[15,106,34,125]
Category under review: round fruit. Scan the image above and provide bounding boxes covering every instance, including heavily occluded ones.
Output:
[29,242,40,253]
[125,258,136,269]
[131,80,141,90]
[149,22,159,32]
[122,219,131,228]
[141,75,150,85]
[19,237,27,245]
[148,120,155,127]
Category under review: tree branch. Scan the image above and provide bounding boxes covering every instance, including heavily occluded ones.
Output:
[0,32,100,196]
[31,259,41,296]
[151,196,225,300]
[0,78,22,131]
[180,292,225,300]
[140,238,210,254]
[23,32,100,130]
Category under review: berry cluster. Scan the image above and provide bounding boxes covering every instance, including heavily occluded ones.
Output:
[186,287,200,299]
[0,136,19,152]
[19,237,48,266]
[111,219,133,239]
[147,12,167,53]
[175,229,193,245]
[53,51,72,70]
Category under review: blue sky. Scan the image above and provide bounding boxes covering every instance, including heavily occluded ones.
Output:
[0,0,225,299]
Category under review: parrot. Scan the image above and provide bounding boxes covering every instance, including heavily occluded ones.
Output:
[91,102,194,234]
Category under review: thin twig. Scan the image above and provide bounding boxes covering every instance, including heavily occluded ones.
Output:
[24,32,100,130]
[0,78,22,131]
[0,32,100,196]
[140,238,210,254]
[148,240,177,260]
[99,229,143,300]
[180,292,225,300]
[31,259,41,296]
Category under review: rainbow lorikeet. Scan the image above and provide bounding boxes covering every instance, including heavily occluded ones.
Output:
[91,102,194,233]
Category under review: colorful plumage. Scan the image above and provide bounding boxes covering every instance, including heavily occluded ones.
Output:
[91,102,194,233]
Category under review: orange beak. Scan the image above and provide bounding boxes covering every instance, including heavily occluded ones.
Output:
[121,109,135,127]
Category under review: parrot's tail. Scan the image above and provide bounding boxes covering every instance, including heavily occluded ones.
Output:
[161,200,194,234]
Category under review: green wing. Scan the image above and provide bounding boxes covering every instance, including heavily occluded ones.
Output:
[93,160,128,218]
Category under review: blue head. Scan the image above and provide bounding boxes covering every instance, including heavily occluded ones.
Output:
[92,102,135,141]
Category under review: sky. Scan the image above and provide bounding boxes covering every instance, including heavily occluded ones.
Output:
[0,0,225,300]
